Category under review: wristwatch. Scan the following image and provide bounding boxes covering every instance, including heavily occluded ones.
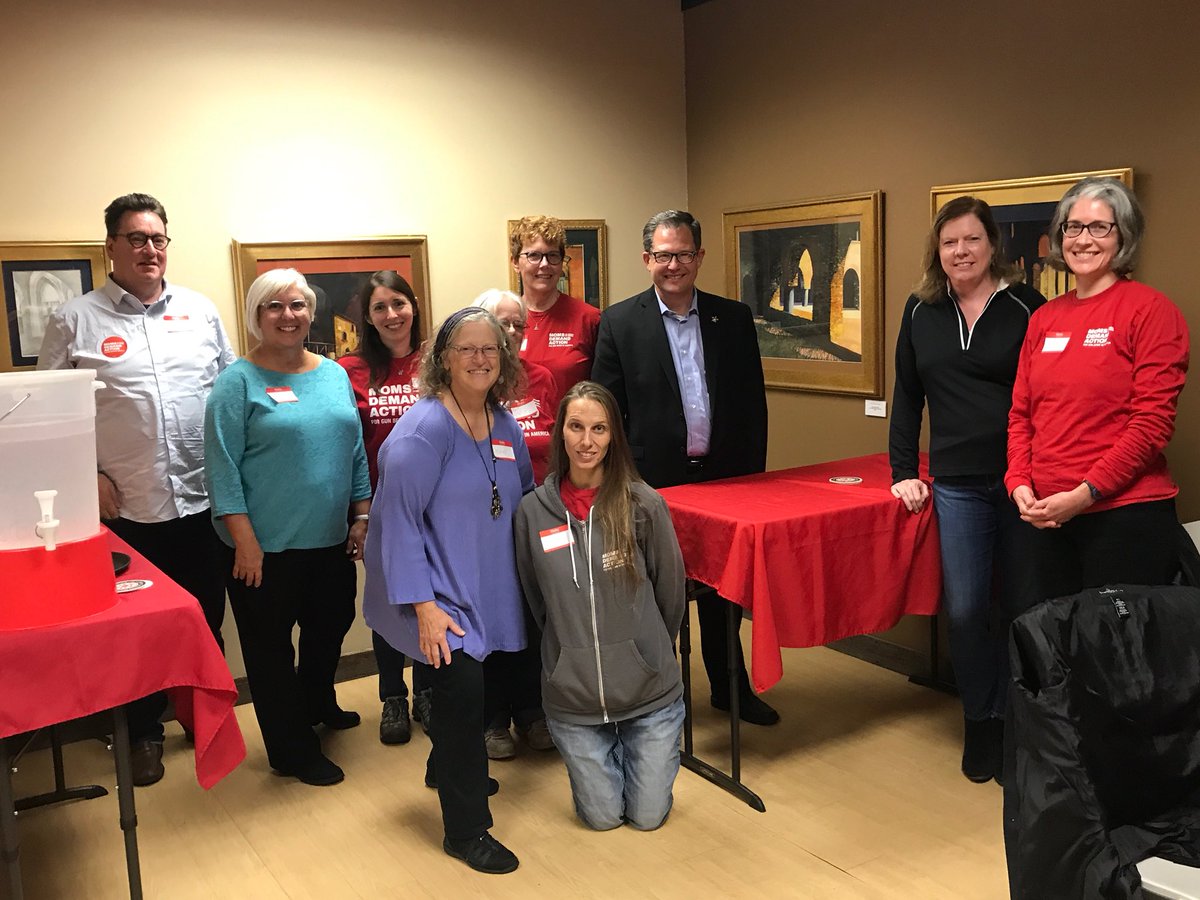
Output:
[1083,480,1102,501]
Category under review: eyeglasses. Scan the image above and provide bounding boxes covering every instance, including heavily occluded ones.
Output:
[497,319,527,332]
[1061,220,1118,239]
[518,251,569,266]
[115,231,171,250]
[648,250,699,265]
[260,299,309,314]
[449,344,501,359]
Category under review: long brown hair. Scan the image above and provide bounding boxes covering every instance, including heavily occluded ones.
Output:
[548,381,643,581]
[350,270,423,389]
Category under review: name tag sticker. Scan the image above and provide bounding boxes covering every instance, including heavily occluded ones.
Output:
[163,314,192,333]
[266,386,299,403]
[509,399,538,420]
[540,524,573,553]
[492,439,516,460]
[520,337,528,352]
[1041,332,1070,353]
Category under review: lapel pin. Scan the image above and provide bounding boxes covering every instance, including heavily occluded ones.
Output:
[710,316,719,323]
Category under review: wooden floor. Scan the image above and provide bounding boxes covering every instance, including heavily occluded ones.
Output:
[6,626,1009,899]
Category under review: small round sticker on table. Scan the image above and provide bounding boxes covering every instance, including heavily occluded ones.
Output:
[116,579,153,593]
[829,476,863,484]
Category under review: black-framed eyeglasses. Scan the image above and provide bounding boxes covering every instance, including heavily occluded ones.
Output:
[648,250,699,265]
[519,251,569,266]
[449,343,501,359]
[260,299,309,314]
[114,231,171,250]
[1061,220,1118,239]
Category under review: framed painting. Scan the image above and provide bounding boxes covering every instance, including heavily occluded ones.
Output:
[0,242,109,372]
[231,237,430,358]
[723,191,884,396]
[507,219,609,309]
[930,168,1133,299]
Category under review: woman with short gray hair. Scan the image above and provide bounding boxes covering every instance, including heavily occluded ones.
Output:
[1005,177,1189,600]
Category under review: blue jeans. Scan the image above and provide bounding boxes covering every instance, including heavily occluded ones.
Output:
[932,477,1031,721]
[546,697,685,831]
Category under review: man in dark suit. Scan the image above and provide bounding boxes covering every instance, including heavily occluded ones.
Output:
[591,209,777,725]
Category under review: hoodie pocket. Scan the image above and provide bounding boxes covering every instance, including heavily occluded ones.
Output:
[546,641,665,715]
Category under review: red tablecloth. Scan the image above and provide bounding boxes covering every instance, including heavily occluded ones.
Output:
[0,532,245,789]
[659,453,941,692]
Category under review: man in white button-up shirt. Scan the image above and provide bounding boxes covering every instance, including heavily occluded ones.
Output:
[39,193,235,786]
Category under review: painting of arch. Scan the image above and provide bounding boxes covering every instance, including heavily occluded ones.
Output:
[0,242,110,372]
[930,168,1133,300]
[723,192,883,396]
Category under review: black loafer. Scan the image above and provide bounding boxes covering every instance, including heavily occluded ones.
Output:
[711,692,781,726]
[130,740,165,787]
[443,832,519,874]
[312,707,361,730]
[273,754,344,786]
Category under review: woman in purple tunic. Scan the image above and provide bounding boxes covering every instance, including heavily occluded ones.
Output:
[363,307,532,875]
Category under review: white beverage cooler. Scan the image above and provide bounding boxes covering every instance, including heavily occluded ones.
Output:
[0,369,117,629]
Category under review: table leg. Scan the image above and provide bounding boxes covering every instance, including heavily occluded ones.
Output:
[12,726,108,811]
[1,737,23,900]
[908,613,958,695]
[111,707,143,900]
[677,581,765,812]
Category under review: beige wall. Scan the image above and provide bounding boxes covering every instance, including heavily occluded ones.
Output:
[683,0,1200,659]
[684,0,1200,517]
[0,0,686,672]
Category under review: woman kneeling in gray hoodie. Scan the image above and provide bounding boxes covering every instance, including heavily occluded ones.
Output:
[515,381,687,831]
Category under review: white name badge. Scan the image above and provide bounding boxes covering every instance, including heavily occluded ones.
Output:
[492,439,516,460]
[266,386,299,403]
[540,524,573,553]
[1041,332,1070,353]
[509,399,538,420]
[163,314,192,333]
[520,337,528,352]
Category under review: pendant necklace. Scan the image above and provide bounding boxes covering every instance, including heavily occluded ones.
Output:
[448,388,502,519]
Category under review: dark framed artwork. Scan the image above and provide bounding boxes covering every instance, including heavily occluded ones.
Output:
[0,242,109,372]
[507,219,609,309]
[930,168,1133,299]
[723,191,884,396]
[231,237,431,357]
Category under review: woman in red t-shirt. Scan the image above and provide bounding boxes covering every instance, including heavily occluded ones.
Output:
[338,270,427,747]
[1005,177,1189,600]
[509,215,600,406]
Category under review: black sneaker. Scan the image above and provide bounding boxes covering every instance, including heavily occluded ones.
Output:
[443,832,519,875]
[711,691,780,726]
[380,697,411,745]
[412,688,433,736]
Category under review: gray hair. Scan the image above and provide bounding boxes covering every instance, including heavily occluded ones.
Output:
[1047,177,1144,276]
[244,268,316,340]
[419,307,525,404]
[642,210,702,251]
[472,288,526,319]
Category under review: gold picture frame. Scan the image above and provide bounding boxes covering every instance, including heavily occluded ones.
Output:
[0,241,109,372]
[723,191,884,396]
[231,237,431,358]
[507,219,609,309]
[930,168,1133,299]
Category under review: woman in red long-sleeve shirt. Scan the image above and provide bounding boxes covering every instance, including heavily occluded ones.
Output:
[1005,177,1189,599]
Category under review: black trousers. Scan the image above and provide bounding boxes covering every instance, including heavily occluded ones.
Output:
[1028,498,1179,604]
[222,543,356,771]
[482,607,543,728]
[417,650,492,841]
[106,511,227,743]
[373,631,430,701]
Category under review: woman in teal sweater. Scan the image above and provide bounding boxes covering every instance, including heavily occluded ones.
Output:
[204,268,371,787]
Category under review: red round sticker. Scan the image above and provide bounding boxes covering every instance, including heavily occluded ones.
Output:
[101,336,128,358]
